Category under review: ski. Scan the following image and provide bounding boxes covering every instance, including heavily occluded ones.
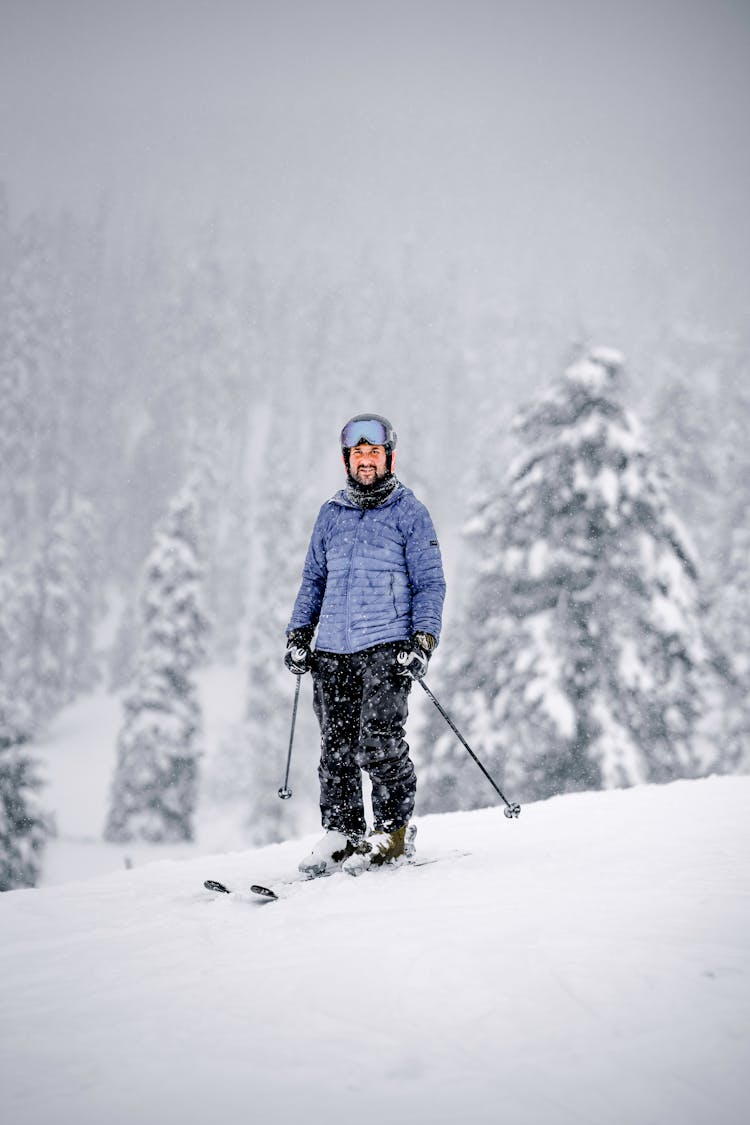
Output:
[203,851,469,903]
[204,874,327,902]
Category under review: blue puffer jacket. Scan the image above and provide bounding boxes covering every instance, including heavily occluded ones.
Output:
[287,482,446,654]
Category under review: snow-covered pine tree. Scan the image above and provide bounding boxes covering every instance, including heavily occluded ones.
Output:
[0,540,37,737]
[0,544,54,890]
[207,431,317,845]
[28,496,101,721]
[0,730,54,891]
[420,347,707,809]
[0,732,55,891]
[705,517,750,774]
[104,476,209,842]
[241,467,319,844]
[170,233,249,657]
[0,213,51,553]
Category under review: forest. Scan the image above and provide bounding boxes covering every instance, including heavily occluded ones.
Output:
[1,188,749,889]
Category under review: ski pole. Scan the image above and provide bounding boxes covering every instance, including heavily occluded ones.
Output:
[416,676,521,818]
[278,675,301,800]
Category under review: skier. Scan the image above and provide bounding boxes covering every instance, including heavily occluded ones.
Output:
[285,414,446,875]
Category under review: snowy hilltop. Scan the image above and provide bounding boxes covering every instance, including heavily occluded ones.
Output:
[1,775,748,1125]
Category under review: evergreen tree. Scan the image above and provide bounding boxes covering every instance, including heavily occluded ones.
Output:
[28,496,101,721]
[419,347,707,809]
[705,517,750,774]
[0,543,36,743]
[0,556,32,750]
[0,544,54,891]
[0,213,52,552]
[207,428,317,845]
[105,477,209,842]
[241,472,314,844]
[646,326,750,584]
[0,737,54,892]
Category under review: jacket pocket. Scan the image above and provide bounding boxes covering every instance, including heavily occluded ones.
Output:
[389,573,398,617]
[389,572,410,621]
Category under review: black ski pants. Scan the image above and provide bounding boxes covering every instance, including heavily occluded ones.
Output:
[311,642,416,838]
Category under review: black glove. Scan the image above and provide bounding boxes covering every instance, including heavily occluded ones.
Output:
[284,628,314,675]
[397,632,436,680]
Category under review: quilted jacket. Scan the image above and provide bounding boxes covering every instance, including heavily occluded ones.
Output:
[287,482,445,654]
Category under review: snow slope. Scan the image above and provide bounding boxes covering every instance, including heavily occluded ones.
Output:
[1,776,748,1125]
[30,668,317,886]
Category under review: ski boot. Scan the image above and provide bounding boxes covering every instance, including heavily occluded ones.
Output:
[298,830,359,877]
[342,823,417,877]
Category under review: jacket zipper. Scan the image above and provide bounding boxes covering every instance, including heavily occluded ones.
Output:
[345,508,366,650]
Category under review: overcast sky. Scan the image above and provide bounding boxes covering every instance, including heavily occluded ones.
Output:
[2,0,749,333]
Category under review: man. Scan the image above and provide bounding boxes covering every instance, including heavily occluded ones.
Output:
[285,413,446,876]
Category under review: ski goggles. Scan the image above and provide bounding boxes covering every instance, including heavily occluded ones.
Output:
[340,417,396,449]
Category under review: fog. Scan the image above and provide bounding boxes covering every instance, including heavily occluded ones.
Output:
[2,0,750,882]
[3,0,749,335]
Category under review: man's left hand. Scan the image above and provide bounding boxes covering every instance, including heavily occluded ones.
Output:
[397,633,436,680]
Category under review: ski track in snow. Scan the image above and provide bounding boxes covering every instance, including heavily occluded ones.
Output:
[1,776,749,1125]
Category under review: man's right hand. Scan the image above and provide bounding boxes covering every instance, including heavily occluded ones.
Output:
[284,630,313,675]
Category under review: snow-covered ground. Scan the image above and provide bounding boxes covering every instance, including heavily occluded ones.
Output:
[29,666,300,886]
[30,664,429,887]
[2,774,748,1125]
